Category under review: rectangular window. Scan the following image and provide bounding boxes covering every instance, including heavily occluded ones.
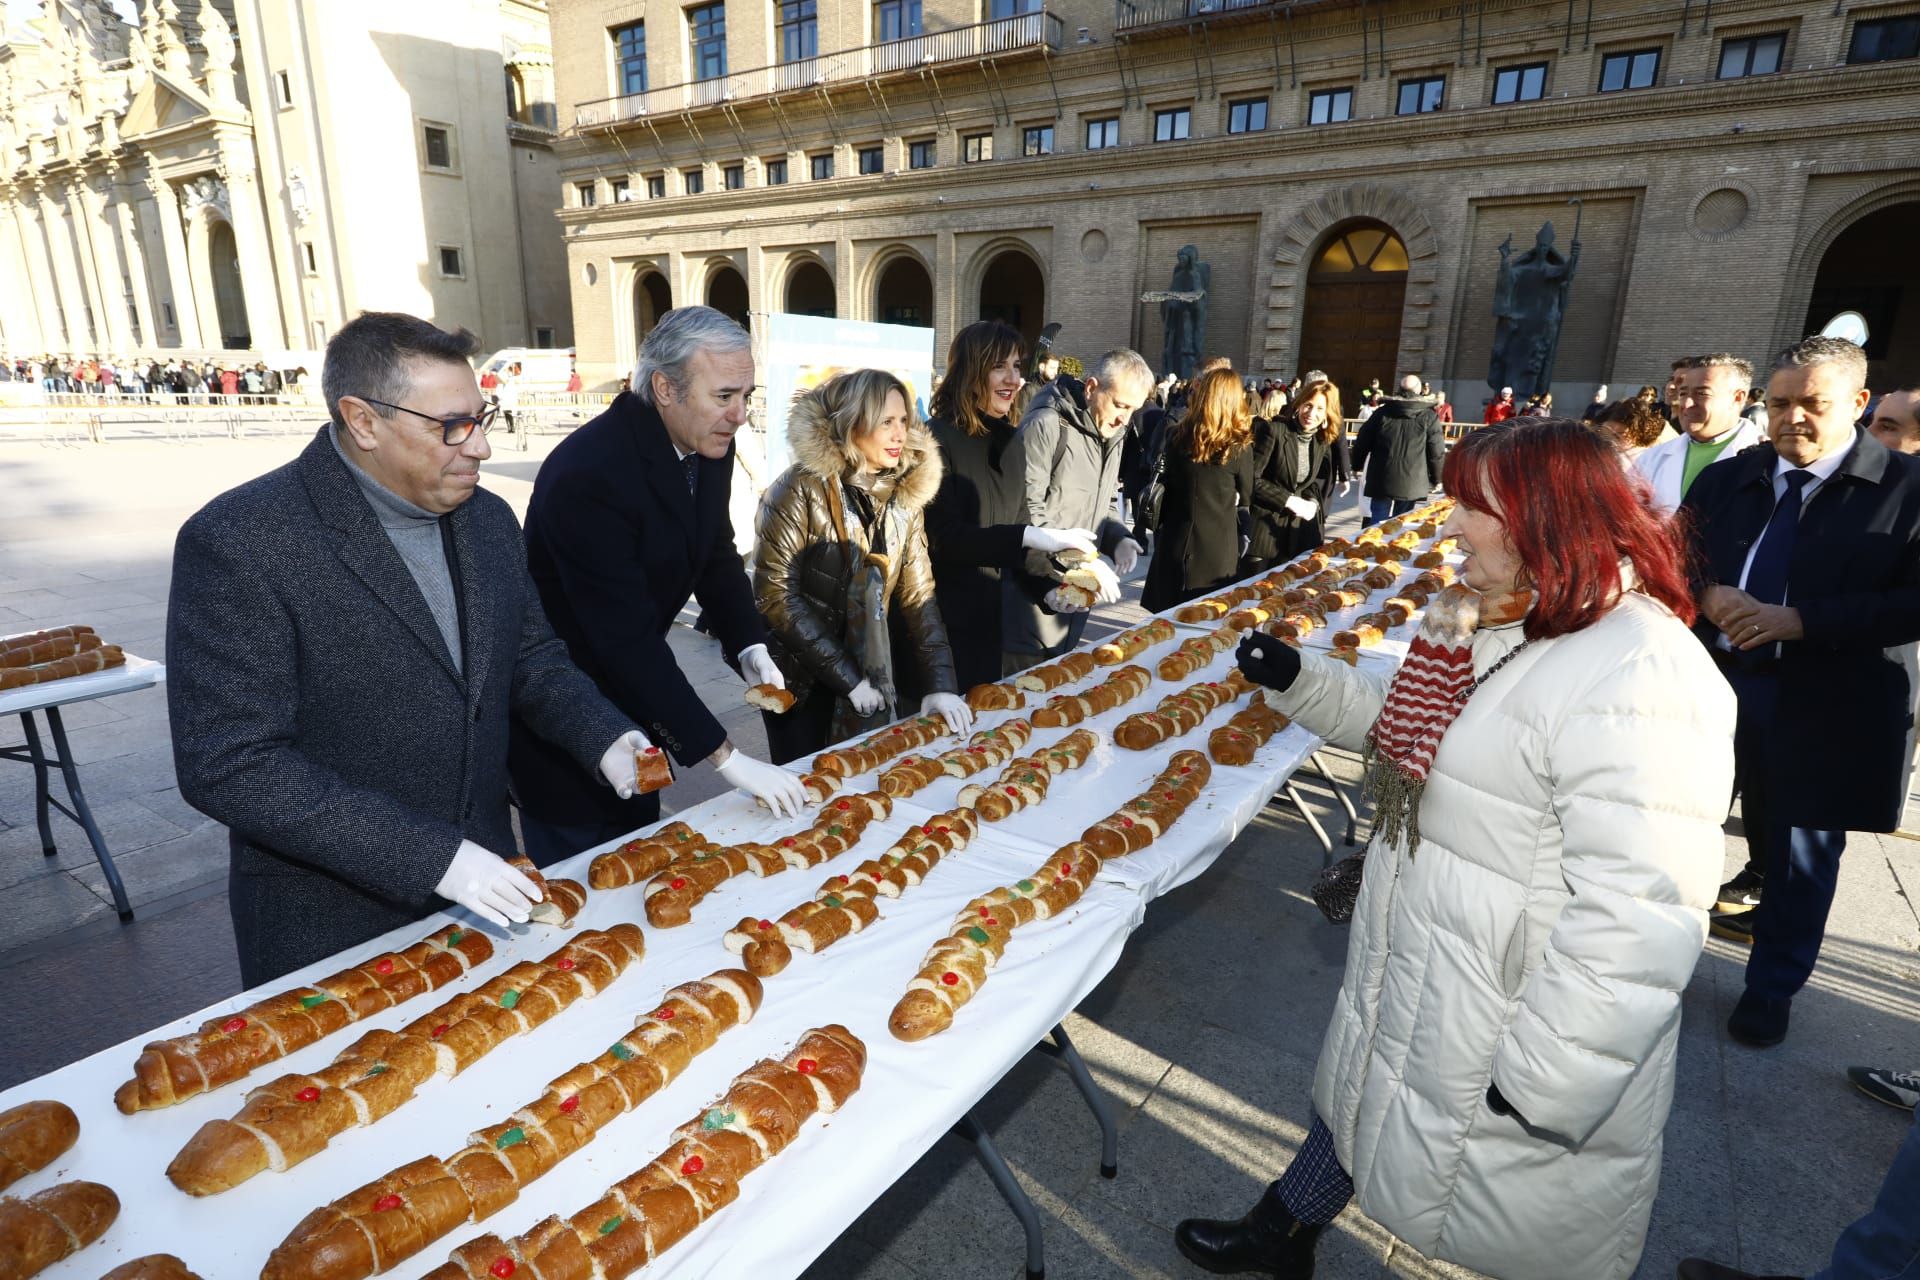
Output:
[438,246,464,278]
[646,173,667,198]
[1227,97,1267,133]
[1085,117,1119,149]
[1153,106,1191,141]
[858,144,885,174]
[301,241,317,274]
[275,70,293,108]
[778,0,818,63]
[989,0,1041,16]
[765,157,789,185]
[423,124,453,169]
[688,3,727,81]
[809,151,834,180]
[612,177,631,201]
[1598,47,1660,91]
[724,163,745,189]
[875,0,921,41]
[1491,61,1548,103]
[1395,74,1446,114]
[963,131,993,162]
[1021,124,1054,156]
[535,327,555,347]
[1718,32,1785,78]
[908,138,936,168]
[683,167,704,194]
[162,301,175,328]
[575,181,596,207]
[612,22,648,95]
[1848,15,1920,62]
[1308,87,1352,123]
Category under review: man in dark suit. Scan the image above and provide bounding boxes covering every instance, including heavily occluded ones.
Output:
[168,313,643,986]
[510,306,806,862]
[1680,335,1920,1048]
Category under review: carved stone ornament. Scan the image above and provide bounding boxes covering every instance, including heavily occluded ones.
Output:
[179,173,230,221]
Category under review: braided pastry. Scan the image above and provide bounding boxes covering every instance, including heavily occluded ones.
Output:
[115,925,492,1113]
[0,1102,76,1193]
[643,794,887,928]
[1012,650,1096,692]
[101,1256,202,1280]
[506,857,587,928]
[1031,664,1150,726]
[811,714,949,779]
[165,928,645,1196]
[0,627,103,669]
[938,717,1033,778]
[421,1028,866,1280]
[1208,702,1289,765]
[964,680,1024,711]
[1113,674,1253,750]
[1078,751,1212,859]
[878,753,947,798]
[0,644,125,691]
[1091,618,1175,665]
[0,1180,119,1279]
[588,822,713,889]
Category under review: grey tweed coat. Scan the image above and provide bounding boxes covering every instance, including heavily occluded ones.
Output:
[167,427,632,986]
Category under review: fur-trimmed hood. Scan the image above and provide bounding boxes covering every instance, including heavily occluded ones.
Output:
[786,384,944,513]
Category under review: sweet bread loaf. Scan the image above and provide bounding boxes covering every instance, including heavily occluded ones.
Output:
[262,970,761,1280]
[1013,650,1096,692]
[878,753,947,798]
[1208,702,1288,765]
[0,644,125,691]
[1113,675,1253,750]
[1091,618,1175,666]
[507,857,587,928]
[167,928,645,1197]
[418,1028,865,1280]
[0,1180,119,1279]
[644,795,885,928]
[102,1256,203,1280]
[115,925,493,1113]
[632,745,673,794]
[0,628,103,669]
[963,681,1023,711]
[0,1102,77,1193]
[938,717,1033,778]
[588,822,712,889]
[810,714,949,779]
[743,683,796,713]
[1078,751,1211,858]
[1031,665,1150,726]
[957,728,1097,821]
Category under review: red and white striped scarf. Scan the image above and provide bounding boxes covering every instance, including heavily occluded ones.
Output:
[1364,584,1533,851]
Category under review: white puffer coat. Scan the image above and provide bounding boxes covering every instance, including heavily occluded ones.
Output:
[1269,593,1734,1280]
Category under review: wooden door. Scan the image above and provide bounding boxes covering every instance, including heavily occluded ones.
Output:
[1297,222,1408,408]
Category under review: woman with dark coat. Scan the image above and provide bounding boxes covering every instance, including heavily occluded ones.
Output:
[1244,372,1348,571]
[753,370,973,763]
[921,321,1098,693]
[1141,367,1257,612]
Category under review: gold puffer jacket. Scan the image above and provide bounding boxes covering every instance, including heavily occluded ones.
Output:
[752,387,957,711]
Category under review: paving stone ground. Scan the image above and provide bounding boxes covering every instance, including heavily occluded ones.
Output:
[0,425,1915,1279]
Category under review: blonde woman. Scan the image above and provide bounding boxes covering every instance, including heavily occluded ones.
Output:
[1141,366,1257,611]
[753,369,970,762]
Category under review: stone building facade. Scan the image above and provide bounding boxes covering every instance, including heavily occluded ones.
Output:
[0,0,571,361]
[549,0,1920,405]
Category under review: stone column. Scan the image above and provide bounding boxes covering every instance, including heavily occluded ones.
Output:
[835,235,855,319]
[34,181,94,351]
[149,175,202,348]
[220,165,285,349]
[935,229,957,360]
[5,197,61,352]
[109,169,159,351]
[72,176,133,354]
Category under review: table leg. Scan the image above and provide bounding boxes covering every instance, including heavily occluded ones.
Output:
[1274,784,1335,865]
[1308,751,1362,847]
[43,706,134,921]
[18,712,57,857]
[952,1110,1046,1280]
[1032,1023,1118,1178]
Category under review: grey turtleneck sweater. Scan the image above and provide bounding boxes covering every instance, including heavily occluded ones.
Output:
[330,427,464,674]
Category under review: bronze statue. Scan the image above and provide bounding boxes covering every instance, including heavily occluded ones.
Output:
[1489,202,1581,398]
[1159,244,1210,380]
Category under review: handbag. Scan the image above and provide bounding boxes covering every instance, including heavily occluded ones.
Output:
[1310,854,1366,924]
[1137,444,1170,532]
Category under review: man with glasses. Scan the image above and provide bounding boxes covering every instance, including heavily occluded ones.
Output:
[167,312,645,985]
[510,305,805,863]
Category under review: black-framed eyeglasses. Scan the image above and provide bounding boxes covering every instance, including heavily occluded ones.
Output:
[361,397,497,445]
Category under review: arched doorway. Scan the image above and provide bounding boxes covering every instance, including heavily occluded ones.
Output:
[706,264,749,329]
[1297,220,1408,405]
[208,220,249,348]
[784,260,836,317]
[875,255,933,327]
[634,271,671,343]
[1801,201,1920,391]
[978,248,1045,346]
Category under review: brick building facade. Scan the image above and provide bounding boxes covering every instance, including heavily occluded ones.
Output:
[550,0,1920,407]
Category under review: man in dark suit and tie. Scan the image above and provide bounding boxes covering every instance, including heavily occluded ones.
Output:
[510,306,806,861]
[168,313,645,985]
[1680,335,1920,1048]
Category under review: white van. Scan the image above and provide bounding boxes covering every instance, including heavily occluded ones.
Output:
[477,347,575,395]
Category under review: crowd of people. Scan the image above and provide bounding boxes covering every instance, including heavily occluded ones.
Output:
[156,304,1918,1280]
[0,353,309,400]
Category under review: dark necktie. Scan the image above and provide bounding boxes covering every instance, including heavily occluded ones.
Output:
[682,454,698,496]
[1743,469,1813,608]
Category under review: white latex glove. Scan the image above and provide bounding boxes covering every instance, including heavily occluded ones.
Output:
[1021,525,1099,557]
[848,679,886,716]
[1112,537,1144,577]
[1338,480,1357,498]
[1240,534,1251,558]
[1087,556,1123,605]
[1044,586,1092,614]
[597,728,655,800]
[716,748,807,818]
[921,691,973,735]
[739,643,784,689]
[435,839,542,928]
[1284,495,1319,520]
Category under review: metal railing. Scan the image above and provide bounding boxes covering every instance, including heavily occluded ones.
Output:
[1115,0,1300,33]
[574,10,1064,127]
[0,394,615,448]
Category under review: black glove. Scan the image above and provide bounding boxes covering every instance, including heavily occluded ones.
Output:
[1235,634,1301,692]
[1486,1080,1529,1126]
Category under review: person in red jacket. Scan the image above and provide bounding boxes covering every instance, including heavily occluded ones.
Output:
[1484,385,1516,424]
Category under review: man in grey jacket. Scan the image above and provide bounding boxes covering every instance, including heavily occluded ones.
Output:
[1002,348,1154,671]
[168,313,646,986]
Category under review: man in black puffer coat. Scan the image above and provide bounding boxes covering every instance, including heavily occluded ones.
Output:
[1350,373,1446,526]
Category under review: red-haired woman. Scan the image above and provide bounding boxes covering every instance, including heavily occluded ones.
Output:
[1182,420,1735,1280]
[1141,367,1257,612]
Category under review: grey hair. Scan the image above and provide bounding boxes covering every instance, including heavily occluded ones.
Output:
[1398,373,1423,394]
[1089,348,1153,394]
[1771,336,1867,391]
[631,305,751,405]
[1692,352,1755,385]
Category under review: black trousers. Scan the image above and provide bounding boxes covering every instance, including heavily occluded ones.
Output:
[762,687,839,765]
